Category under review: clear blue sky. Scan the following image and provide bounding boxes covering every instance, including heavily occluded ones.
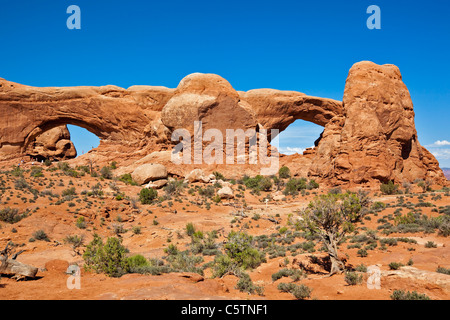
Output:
[0,0,449,166]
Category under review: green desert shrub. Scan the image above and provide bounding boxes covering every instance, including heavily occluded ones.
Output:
[190,230,219,256]
[213,171,226,181]
[258,177,273,192]
[235,272,264,296]
[127,257,171,275]
[32,229,50,242]
[198,185,215,198]
[126,254,149,270]
[345,271,363,285]
[388,262,404,270]
[424,241,437,248]
[64,234,85,253]
[100,166,113,179]
[30,166,44,178]
[271,268,305,282]
[307,179,319,190]
[163,179,186,197]
[119,173,138,186]
[0,207,28,224]
[357,248,368,257]
[185,222,196,237]
[283,178,307,196]
[139,188,158,204]
[76,216,87,229]
[62,187,77,197]
[277,283,312,300]
[212,231,266,278]
[390,290,430,300]
[57,162,71,172]
[278,166,291,179]
[380,181,399,195]
[14,177,29,190]
[371,201,386,211]
[242,175,272,193]
[83,234,129,277]
[164,245,204,275]
[224,231,266,270]
[436,267,450,275]
[355,264,368,272]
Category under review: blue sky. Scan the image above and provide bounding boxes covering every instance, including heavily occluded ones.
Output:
[0,1,449,166]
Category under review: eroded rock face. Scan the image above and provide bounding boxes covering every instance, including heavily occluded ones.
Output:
[309,61,447,185]
[0,61,446,186]
[27,125,77,160]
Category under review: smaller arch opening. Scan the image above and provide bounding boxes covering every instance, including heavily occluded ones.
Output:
[271,120,324,155]
[67,125,100,157]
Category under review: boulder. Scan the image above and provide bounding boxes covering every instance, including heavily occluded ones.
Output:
[161,73,258,136]
[381,266,450,290]
[44,259,70,273]
[145,179,168,189]
[217,186,234,199]
[131,163,168,185]
[27,125,77,160]
[272,193,285,201]
[185,169,210,183]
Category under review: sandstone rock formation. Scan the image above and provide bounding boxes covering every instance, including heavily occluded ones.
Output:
[131,163,168,185]
[184,169,211,183]
[217,186,234,199]
[381,266,450,290]
[308,61,446,185]
[26,125,76,161]
[145,179,168,189]
[161,73,258,136]
[0,61,446,186]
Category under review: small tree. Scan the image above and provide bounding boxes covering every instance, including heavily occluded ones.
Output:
[299,191,370,275]
[278,166,291,179]
[83,234,129,277]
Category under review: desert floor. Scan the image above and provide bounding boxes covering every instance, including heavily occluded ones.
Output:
[0,162,449,300]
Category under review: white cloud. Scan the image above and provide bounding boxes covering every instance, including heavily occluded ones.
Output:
[427,140,450,147]
[278,146,316,155]
[434,140,450,146]
[431,149,450,160]
[425,140,450,165]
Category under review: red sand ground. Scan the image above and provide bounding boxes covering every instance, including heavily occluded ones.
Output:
[0,162,449,300]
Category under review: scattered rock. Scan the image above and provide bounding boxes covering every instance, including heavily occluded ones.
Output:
[272,191,285,201]
[184,169,210,183]
[381,266,450,290]
[178,272,204,283]
[217,186,234,199]
[145,179,168,189]
[131,163,168,185]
